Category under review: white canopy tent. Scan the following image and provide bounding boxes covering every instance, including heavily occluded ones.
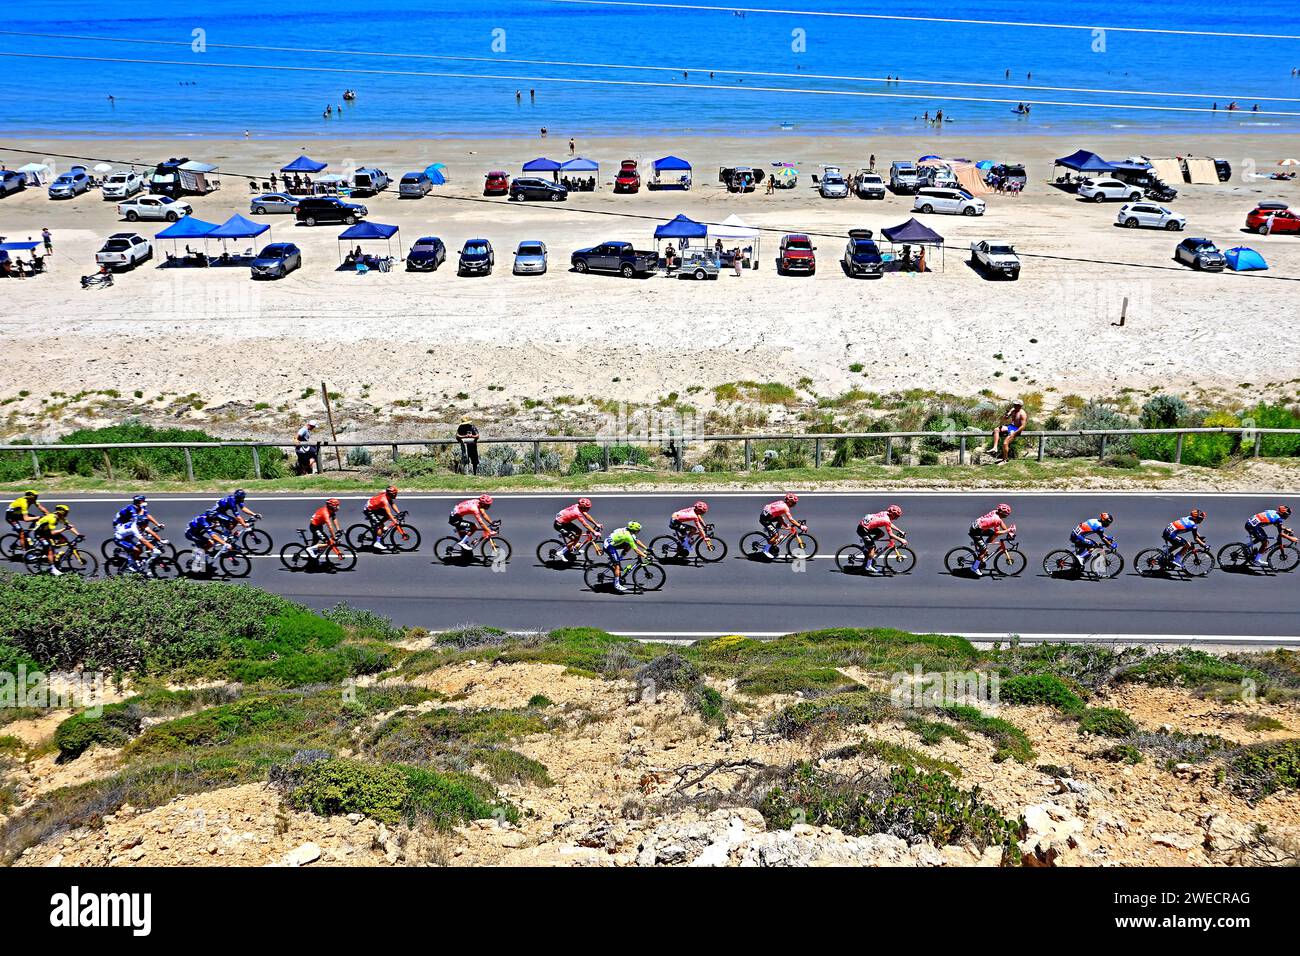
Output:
[16,162,51,186]
[705,214,762,267]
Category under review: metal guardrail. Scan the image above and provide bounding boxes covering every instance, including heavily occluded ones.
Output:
[2,427,1296,480]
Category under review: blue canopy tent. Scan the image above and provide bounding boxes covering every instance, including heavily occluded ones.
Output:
[880,217,945,271]
[423,163,447,186]
[338,220,401,270]
[1054,150,1114,189]
[281,155,328,174]
[155,216,217,264]
[522,157,561,182]
[1225,247,1267,271]
[561,157,599,172]
[0,240,41,273]
[208,214,270,260]
[650,155,692,190]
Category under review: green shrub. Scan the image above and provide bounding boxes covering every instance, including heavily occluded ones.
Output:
[1132,411,1239,466]
[769,691,894,737]
[998,674,1086,714]
[567,443,651,475]
[1077,707,1138,738]
[1097,743,1143,764]
[54,705,142,760]
[1250,403,1300,457]
[940,705,1034,763]
[472,748,553,786]
[1118,649,1259,689]
[1055,402,1133,458]
[1140,394,1189,429]
[323,604,404,642]
[1224,740,1300,800]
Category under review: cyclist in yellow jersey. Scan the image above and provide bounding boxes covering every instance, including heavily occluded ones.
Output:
[33,505,80,575]
[5,490,48,533]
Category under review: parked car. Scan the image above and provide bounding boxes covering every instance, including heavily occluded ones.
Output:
[1110,167,1177,199]
[118,195,192,222]
[1214,158,1232,182]
[913,187,985,217]
[677,250,720,280]
[1116,202,1185,231]
[95,233,152,269]
[842,229,883,277]
[1245,205,1300,235]
[398,172,433,198]
[614,160,641,194]
[101,170,145,200]
[458,238,494,276]
[49,166,92,199]
[250,242,302,279]
[570,241,658,277]
[1077,178,1143,203]
[1174,237,1226,271]
[778,234,817,275]
[509,177,567,202]
[719,166,757,193]
[819,168,850,199]
[988,163,1027,189]
[968,240,1021,280]
[484,170,510,195]
[512,240,548,275]
[917,165,958,189]
[405,236,447,271]
[294,197,368,225]
[249,192,299,215]
[351,167,390,196]
[889,161,919,193]
[0,169,25,196]
[851,170,886,199]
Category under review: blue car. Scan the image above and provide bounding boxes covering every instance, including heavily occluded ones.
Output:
[250,242,302,279]
[406,236,447,272]
[49,166,92,199]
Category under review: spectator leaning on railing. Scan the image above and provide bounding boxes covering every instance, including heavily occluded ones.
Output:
[295,420,320,475]
[456,417,480,475]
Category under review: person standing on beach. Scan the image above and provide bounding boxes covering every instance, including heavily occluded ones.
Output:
[41,227,52,256]
[869,153,876,170]
[456,418,481,475]
[569,137,576,156]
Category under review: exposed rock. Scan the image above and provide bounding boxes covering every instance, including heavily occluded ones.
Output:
[1150,831,1198,850]
[278,842,322,867]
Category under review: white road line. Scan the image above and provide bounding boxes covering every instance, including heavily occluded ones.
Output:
[606,631,1300,645]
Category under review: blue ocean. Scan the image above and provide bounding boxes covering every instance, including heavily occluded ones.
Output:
[1,0,1298,137]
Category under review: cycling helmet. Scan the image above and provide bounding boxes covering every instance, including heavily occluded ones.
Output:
[478,494,494,507]
[784,493,799,505]
[135,513,151,525]
[386,485,399,497]
[626,521,642,533]
[1190,509,1206,522]
[693,501,709,514]
[233,489,246,502]
[326,498,341,510]
[887,504,903,519]
[1278,505,1291,519]
[132,494,147,504]
[577,497,592,511]
[1098,512,1113,526]
[55,504,69,514]
[996,503,1013,516]
[23,490,38,498]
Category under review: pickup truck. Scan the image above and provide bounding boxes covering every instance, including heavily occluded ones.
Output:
[570,241,658,278]
[969,240,1021,280]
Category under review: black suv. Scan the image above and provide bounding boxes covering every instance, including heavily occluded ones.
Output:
[510,178,567,202]
[294,196,369,226]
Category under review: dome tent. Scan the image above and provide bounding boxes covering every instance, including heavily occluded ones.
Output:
[1224,247,1267,271]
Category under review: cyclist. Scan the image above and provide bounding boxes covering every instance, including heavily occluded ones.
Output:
[363,486,401,551]
[33,504,79,575]
[669,501,710,554]
[115,495,166,549]
[450,494,496,552]
[554,497,601,561]
[111,506,150,572]
[306,498,343,561]
[184,509,228,572]
[969,503,1013,577]
[857,504,905,575]
[5,490,47,546]
[604,521,647,593]
[1245,504,1294,567]
[213,489,259,530]
[1162,509,1207,569]
[1070,512,1115,567]
[759,493,801,560]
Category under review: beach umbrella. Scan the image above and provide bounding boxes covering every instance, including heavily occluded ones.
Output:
[918,154,941,161]
[777,167,798,179]
[975,160,995,170]
[93,162,113,173]
[1280,158,1299,166]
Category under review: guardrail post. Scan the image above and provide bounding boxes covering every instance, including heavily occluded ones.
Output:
[183,447,195,481]
[885,437,893,466]
[1174,432,1184,464]
[532,441,541,474]
[1098,435,1106,461]
[674,441,683,472]
[1037,435,1046,462]
[102,450,114,480]
[30,450,41,479]
[743,439,752,471]
[814,438,822,468]
[959,436,967,465]
[1253,433,1263,457]
[602,443,610,471]
[251,446,261,480]
[391,444,399,462]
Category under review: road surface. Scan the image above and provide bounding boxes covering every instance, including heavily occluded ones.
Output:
[36,491,1300,643]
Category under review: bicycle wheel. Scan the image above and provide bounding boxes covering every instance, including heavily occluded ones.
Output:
[433,536,471,563]
[384,523,422,553]
[584,562,618,591]
[0,533,24,560]
[345,523,378,551]
[536,538,574,567]
[324,543,357,572]
[1042,550,1080,578]
[478,535,512,565]
[279,542,311,572]
[240,528,273,556]
[649,535,690,563]
[881,545,915,575]
[633,562,667,591]
[99,537,117,561]
[739,531,771,558]
[1269,543,1299,572]
[785,532,818,560]
[1183,547,1214,577]
[103,553,131,577]
[1216,542,1249,570]
[60,548,98,578]
[835,544,868,574]
[944,546,977,575]
[23,547,52,575]
[1134,548,1166,576]
[176,549,207,577]
[694,535,728,563]
[217,551,252,578]
[994,548,1026,577]
[580,540,604,567]
[1095,549,1125,579]
[149,554,181,580]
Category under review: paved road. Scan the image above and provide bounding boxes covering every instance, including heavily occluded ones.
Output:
[38,491,1300,642]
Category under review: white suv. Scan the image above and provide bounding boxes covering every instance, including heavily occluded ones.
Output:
[1116,202,1185,231]
[95,233,152,269]
[913,187,985,217]
[117,195,193,222]
[101,171,144,200]
[1078,178,1143,203]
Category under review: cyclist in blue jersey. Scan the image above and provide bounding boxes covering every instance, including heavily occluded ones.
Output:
[1070,512,1114,567]
[1245,505,1294,567]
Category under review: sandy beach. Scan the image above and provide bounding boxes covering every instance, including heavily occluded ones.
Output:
[1,131,1297,439]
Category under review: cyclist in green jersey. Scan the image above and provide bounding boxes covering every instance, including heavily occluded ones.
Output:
[604,521,647,593]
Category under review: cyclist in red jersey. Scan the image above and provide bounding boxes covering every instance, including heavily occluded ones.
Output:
[857,504,905,575]
[669,500,709,553]
[306,498,342,559]
[554,497,601,560]
[968,503,1012,576]
[363,486,400,551]
[450,494,496,551]
[759,493,800,559]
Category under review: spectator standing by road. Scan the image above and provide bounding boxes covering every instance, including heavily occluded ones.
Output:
[456,417,481,475]
[295,420,320,475]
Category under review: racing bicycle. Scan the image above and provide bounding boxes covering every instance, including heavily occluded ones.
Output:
[24,534,98,577]
[176,541,252,579]
[835,530,916,575]
[648,522,728,564]
[739,521,819,561]
[435,521,512,565]
[346,510,421,553]
[1133,541,1214,578]
[279,530,357,572]
[536,524,606,568]
[104,541,181,579]
[1216,527,1298,573]
[944,525,1026,577]
[1042,538,1124,580]
[584,552,666,593]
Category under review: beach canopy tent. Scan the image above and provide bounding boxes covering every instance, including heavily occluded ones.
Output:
[651,155,693,189]
[1184,156,1218,185]
[1225,247,1267,271]
[653,156,691,172]
[561,157,599,172]
[155,216,217,240]
[1054,149,1115,175]
[918,154,941,161]
[1146,156,1183,185]
[178,161,220,192]
[423,163,447,185]
[881,217,945,271]
[705,213,761,264]
[1109,159,1152,173]
[281,155,328,174]
[209,214,269,250]
[919,157,990,195]
[522,157,561,171]
[16,162,50,186]
[654,214,708,241]
[0,241,40,252]
[338,220,401,264]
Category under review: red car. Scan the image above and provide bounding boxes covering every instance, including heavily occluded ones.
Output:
[614,159,641,194]
[1246,204,1300,235]
[484,170,510,196]
[778,234,816,275]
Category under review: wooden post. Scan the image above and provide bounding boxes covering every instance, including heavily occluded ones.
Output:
[1037,434,1046,462]
[321,381,343,471]
[183,448,194,481]
[1098,435,1107,461]
[30,450,41,479]
[743,438,752,471]
[602,443,610,471]
[1253,432,1263,457]
[251,446,262,480]
[814,438,822,468]
[885,437,893,466]
[674,441,683,472]
[959,435,967,465]
[102,450,114,480]
[391,444,399,461]
[532,441,541,473]
[1116,296,1128,327]
[1174,432,1184,464]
